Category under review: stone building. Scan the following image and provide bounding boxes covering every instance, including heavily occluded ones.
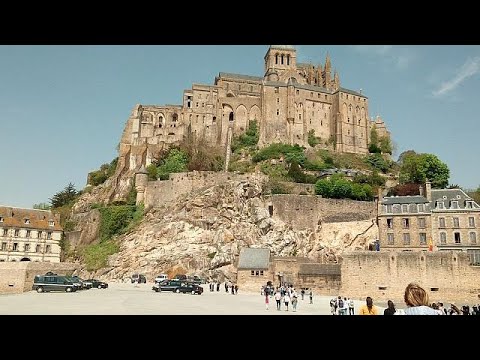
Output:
[236,247,272,293]
[0,206,62,263]
[119,45,391,173]
[378,182,480,264]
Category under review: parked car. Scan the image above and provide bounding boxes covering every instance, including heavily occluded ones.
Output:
[177,283,204,295]
[85,279,108,289]
[131,274,147,283]
[152,280,183,292]
[192,275,206,285]
[71,276,91,290]
[154,274,168,283]
[32,274,77,293]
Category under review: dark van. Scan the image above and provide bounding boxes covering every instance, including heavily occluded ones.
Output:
[32,274,77,293]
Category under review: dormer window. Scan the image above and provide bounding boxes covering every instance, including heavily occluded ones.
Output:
[402,204,408,213]
[450,201,459,209]
[436,201,444,209]
[24,219,30,224]
[48,220,54,227]
[465,201,473,209]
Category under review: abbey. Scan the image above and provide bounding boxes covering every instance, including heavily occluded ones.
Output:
[121,45,390,170]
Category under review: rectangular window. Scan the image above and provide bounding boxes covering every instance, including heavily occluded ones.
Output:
[26,230,31,238]
[386,218,393,229]
[47,232,52,240]
[24,243,30,252]
[276,109,279,116]
[453,218,459,228]
[38,231,42,239]
[251,270,254,276]
[466,201,473,209]
[387,233,394,245]
[469,217,475,227]
[470,232,477,244]
[454,232,461,244]
[1,242,6,251]
[260,270,264,276]
[402,204,408,213]
[436,201,444,209]
[255,270,259,276]
[418,218,426,229]
[46,245,51,253]
[386,205,393,213]
[439,218,445,228]
[418,204,424,212]
[440,232,447,244]
[450,201,459,209]
[2,229,6,236]
[36,244,41,253]
[12,243,18,251]
[402,218,410,229]
[403,233,411,245]
[14,229,19,237]
[419,233,427,245]
[467,249,480,265]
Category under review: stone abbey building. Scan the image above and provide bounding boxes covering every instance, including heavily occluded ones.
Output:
[121,45,390,171]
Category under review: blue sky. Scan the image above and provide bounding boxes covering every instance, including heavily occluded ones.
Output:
[1,45,479,208]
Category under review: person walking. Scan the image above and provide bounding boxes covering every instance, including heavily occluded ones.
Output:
[291,290,298,312]
[309,290,313,304]
[301,289,305,300]
[348,298,355,315]
[284,293,291,311]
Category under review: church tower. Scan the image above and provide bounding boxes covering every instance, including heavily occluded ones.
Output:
[264,45,297,78]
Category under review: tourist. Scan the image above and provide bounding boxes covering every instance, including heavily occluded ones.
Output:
[358,296,379,315]
[291,290,298,312]
[274,290,282,311]
[301,289,305,300]
[309,290,313,304]
[348,298,355,315]
[403,282,439,315]
[383,300,397,315]
[284,292,291,311]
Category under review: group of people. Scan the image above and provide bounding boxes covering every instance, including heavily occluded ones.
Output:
[208,281,238,294]
[329,296,355,315]
[263,284,313,311]
[358,282,479,315]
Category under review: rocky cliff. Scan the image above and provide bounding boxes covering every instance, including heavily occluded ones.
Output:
[74,176,378,282]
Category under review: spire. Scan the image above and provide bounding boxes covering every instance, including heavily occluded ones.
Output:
[325,53,331,71]
[334,69,340,89]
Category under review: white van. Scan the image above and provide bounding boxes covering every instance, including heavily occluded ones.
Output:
[154,274,168,283]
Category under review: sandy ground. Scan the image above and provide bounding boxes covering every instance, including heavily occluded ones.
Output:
[0,282,388,315]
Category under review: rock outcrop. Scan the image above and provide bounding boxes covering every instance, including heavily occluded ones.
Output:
[75,177,378,282]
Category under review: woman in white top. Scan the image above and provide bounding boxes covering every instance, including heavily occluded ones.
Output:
[284,293,291,311]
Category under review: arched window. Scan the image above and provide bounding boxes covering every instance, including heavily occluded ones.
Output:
[159,115,164,128]
[172,113,178,122]
[229,112,234,121]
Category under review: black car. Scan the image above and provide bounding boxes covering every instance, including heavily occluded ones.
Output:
[152,280,183,292]
[177,283,204,295]
[131,274,147,283]
[85,279,108,289]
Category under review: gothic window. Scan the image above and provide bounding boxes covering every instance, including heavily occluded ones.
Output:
[229,112,234,121]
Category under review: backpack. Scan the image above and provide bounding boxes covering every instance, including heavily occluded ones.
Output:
[338,299,344,308]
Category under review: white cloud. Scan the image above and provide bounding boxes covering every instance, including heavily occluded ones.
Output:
[432,56,480,97]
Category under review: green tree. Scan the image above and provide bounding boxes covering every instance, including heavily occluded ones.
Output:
[33,202,51,210]
[146,164,158,180]
[49,183,78,209]
[157,148,188,179]
[307,129,321,147]
[368,126,381,153]
[399,152,450,188]
[379,136,393,155]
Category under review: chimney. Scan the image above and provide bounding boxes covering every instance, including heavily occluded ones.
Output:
[419,185,424,197]
[425,180,432,201]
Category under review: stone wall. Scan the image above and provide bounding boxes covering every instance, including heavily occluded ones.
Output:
[144,171,268,209]
[237,269,273,294]
[341,251,480,304]
[0,262,78,294]
[270,195,376,230]
[297,274,341,295]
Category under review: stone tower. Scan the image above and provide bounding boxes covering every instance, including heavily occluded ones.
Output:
[264,45,297,77]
